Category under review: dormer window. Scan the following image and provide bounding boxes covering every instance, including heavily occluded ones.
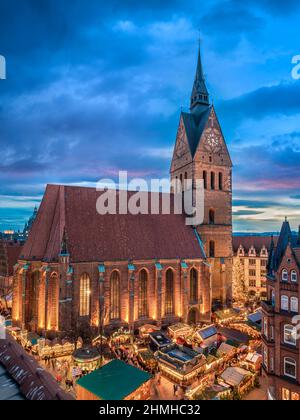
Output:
[291,270,298,283]
[249,246,256,257]
[238,246,244,257]
[282,269,288,282]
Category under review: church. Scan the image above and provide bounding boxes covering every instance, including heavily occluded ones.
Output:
[12,47,233,337]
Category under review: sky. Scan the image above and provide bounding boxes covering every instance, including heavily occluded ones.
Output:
[0,0,299,233]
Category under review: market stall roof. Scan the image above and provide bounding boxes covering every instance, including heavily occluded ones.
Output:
[77,360,152,400]
[217,342,235,356]
[246,353,262,364]
[220,366,251,387]
[215,308,239,320]
[168,323,193,333]
[247,311,262,325]
[197,326,218,341]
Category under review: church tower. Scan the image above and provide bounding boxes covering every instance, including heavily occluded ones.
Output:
[170,46,233,306]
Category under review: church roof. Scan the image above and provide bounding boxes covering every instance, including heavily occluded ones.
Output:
[20,184,206,263]
[181,106,212,156]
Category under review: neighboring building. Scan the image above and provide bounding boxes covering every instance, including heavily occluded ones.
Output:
[0,240,22,309]
[262,220,300,400]
[76,360,152,400]
[170,47,233,306]
[233,235,277,301]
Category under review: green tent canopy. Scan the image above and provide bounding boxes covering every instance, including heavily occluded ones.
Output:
[77,359,152,400]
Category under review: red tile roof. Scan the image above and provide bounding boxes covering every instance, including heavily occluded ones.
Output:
[21,184,206,263]
[233,235,278,254]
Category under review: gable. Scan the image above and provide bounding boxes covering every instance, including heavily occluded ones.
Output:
[170,116,192,172]
[195,106,232,167]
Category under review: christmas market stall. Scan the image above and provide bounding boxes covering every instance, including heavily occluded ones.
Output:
[137,349,157,371]
[76,359,153,400]
[72,347,102,372]
[149,331,172,352]
[168,323,193,339]
[219,366,255,396]
[155,344,206,385]
[138,324,160,339]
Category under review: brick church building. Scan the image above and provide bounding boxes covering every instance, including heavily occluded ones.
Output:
[12,47,233,336]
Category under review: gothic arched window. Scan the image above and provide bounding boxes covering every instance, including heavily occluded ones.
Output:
[219,172,223,190]
[48,273,59,329]
[190,268,198,303]
[138,269,148,319]
[80,273,91,317]
[26,271,39,324]
[211,172,215,190]
[110,271,120,320]
[209,241,215,258]
[165,269,174,315]
[203,171,207,190]
[209,209,215,224]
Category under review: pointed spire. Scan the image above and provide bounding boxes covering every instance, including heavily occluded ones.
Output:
[60,227,69,255]
[190,42,210,114]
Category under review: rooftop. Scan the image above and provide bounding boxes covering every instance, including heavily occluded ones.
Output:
[76,359,152,400]
[20,184,206,263]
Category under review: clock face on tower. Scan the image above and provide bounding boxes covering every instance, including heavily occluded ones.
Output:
[204,129,221,152]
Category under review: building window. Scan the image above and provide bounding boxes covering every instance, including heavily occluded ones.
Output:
[284,357,297,379]
[291,297,298,313]
[261,259,267,267]
[190,268,198,303]
[218,172,223,190]
[263,317,268,338]
[282,269,288,282]
[270,357,274,372]
[281,295,289,311]
[110,271,120,320]
[284,325,296,346]
[249,259,256,266]
[249,279,256,287]
[263,346,268,369]
[209,209,215,224]
[79,273,91,317]
[270,325,274,340]
[249,269,256,277]
[271,289,275,306]
[203,171,207,189]
[165,269,174,316]
[291,270,298,283]
[48,273,59,329]
[138,269,148,319]
[249,247,256,257]
[209,241,215,258]
[211,172,215,190]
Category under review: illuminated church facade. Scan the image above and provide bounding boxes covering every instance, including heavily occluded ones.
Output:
[12,48,232,336]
